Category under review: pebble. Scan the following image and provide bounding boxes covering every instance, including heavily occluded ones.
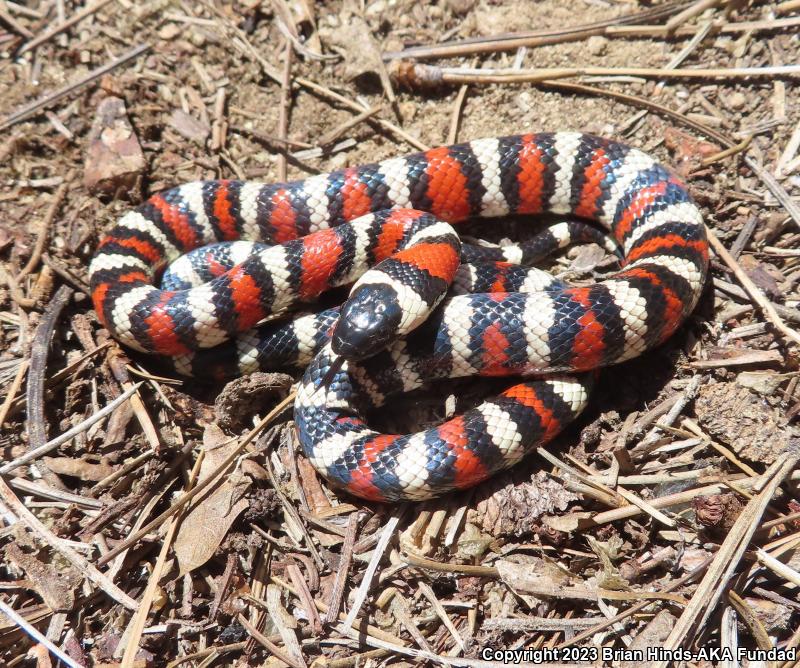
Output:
[725,91,747,111]
[158,23,181,40]
[189,30,206,47]
[169,109,210,144]
[586,35,607,56]
[516,91,532,113]
[446,0,476,15]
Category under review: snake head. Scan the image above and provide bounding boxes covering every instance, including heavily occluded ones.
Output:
[332,283,402,362]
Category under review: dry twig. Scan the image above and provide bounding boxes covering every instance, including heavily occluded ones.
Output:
[655,455,799,662]
[0,475,137,610]
[0,43,150,130]
[19,0,117,54]
[97,392,295,566]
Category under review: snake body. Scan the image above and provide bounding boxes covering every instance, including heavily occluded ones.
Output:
[90,132,708,501]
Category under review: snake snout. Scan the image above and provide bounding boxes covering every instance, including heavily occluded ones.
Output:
[332,283,403,362]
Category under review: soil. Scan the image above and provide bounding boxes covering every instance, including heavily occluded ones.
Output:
[1,0,799,666]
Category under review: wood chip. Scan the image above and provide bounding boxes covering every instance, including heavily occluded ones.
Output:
[83,96,145,198]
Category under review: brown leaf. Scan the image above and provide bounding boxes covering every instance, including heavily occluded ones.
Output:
[174,424,250,576]
[542,511,594,534]
[43,456,115,481]
[663,127,721,178]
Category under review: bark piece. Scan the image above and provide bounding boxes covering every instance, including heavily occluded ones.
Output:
[214,372,293,431]
[4,543,81,611]
[694,381,796,463]
[620,610,676,667]
[470,471,579,538]
[84,96,144,199]
[169,109,210,144]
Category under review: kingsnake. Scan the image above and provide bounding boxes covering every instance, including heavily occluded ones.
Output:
[90,132,708,502]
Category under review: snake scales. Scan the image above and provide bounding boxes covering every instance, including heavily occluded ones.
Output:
[90,132,708,501]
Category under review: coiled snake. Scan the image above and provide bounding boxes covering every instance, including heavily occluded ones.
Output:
[90,132,708,501]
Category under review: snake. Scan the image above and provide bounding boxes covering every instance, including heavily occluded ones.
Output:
[89,132,708,502]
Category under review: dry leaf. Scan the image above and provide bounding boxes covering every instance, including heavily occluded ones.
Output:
[174,424,250,576]
[663,126,721,177]
[455,522,493,560]
[43,456,115,481]
[587,535,629,591]
[542,511,593,534]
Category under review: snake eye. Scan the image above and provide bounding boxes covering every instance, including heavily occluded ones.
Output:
[332,283,402,362]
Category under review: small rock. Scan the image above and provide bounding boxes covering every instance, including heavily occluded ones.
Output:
[516,91,533,113]
[587,35,607,56]
[328,152,349,170]
[83,96,145,199]
[189,29,206,47]
[325,14,383,89]
[99,74,124,98]
[158,22,181,40]
[169,109,210,144]
[158,83,174,103]
[398,101,417,122]
[446,0,476,15]
[725,91,747,111]
[364,0,388,15]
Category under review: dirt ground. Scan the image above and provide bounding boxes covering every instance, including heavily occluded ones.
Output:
[1,0,800,666]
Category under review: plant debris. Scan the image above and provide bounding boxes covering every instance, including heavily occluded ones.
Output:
[1,0,799,666]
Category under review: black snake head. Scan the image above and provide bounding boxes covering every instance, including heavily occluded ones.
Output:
[332,283,403,362]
